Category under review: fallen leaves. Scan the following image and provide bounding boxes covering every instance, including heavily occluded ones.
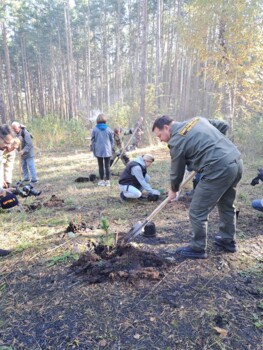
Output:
[213,326,228,338]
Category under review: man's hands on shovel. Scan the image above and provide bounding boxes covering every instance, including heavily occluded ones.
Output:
[167,189,179,202]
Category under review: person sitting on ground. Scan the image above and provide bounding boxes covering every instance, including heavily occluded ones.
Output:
[0,124,19,257]
[251,167,263,212]
[11,121,38,183]
[110,127,132,166]
[252,198,263,212]
[118,154,160,202]
[91,113,114,187]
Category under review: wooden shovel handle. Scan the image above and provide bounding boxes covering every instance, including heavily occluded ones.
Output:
[144,171,196,223]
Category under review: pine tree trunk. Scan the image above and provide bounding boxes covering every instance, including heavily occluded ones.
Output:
[2,24,15,121]
[140,0,148,118]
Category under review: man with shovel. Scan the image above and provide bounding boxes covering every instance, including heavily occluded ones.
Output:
[152,115,243,259]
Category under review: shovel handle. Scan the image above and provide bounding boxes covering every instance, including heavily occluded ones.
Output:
[144,171,196,223]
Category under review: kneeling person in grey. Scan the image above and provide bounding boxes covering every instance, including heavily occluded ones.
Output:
[119,154,160,202]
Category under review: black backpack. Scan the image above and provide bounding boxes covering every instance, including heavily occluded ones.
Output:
[21,126,33,139]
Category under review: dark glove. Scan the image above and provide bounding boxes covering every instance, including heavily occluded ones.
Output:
[147,193,159,202]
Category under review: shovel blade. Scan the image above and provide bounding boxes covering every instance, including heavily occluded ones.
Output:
[120,221,144,243]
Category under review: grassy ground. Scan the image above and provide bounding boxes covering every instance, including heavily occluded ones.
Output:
[0,146,262,350]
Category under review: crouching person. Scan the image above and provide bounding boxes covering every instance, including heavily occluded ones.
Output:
[118,154,160,203]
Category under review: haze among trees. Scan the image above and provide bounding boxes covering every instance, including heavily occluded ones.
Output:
[0,0,262,139]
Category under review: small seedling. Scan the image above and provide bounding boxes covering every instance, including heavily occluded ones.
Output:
[101,217,110,234]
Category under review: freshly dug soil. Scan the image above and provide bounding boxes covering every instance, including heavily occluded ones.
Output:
[43,194,64,208]
[71,243,172,283]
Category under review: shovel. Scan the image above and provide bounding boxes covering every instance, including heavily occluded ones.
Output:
[119,171,196,244]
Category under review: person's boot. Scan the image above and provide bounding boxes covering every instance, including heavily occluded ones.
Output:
[119,192,127,203]
[176,246,207,259]
[0,249,11,257]
[214,236,237,252]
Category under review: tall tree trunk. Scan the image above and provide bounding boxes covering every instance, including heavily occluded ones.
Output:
[0,56,7,123]
[115,0,122,103]
[155,0,162,110]
[140,0,148,118]
[2,24,15,122]
[64,0,76,119]
[84,5,91,120]
[21,36,32,121]
[36,48,46,117]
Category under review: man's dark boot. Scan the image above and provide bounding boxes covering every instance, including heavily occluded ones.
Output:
[176,246,207,259]
[0,249,11,257]
[214,236,237,253]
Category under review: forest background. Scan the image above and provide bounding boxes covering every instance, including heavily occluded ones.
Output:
[0,0,262,154]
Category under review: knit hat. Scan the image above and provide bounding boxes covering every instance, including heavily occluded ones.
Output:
[142,154,155,162]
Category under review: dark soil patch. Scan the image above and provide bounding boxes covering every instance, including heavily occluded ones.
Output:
[23,200,42,212]
[71,243,172,283]
[43,194,64,208]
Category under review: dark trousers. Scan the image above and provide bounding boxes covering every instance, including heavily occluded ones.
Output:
[97,157,111,180]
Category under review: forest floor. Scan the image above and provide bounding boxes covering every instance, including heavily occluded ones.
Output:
[0,146,262,350]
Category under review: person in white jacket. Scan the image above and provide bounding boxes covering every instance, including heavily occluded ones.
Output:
[118,154,160,202]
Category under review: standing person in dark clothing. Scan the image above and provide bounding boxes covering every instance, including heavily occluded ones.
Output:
[118,154,160,202]
[91,114,114,187]
[11,121,38,183]
[110,127,131,166]
[152,115,243,259]
[131,116,144,149]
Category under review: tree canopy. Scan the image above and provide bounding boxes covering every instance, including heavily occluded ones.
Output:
[0,0,262,128]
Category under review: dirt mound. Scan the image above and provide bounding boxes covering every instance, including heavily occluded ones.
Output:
[71,243,172,284]
[23,201,42,212]
[43,194,64,208]
[66,219,88,233]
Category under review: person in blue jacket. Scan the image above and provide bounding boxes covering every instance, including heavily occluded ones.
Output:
[91,114,114,187]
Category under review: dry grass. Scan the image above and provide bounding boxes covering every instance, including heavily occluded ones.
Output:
[0,146,262,350]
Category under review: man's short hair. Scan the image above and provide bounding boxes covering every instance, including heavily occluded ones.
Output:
[0,124,13,138]
[11,121,20,129]
[152,115,174,131]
